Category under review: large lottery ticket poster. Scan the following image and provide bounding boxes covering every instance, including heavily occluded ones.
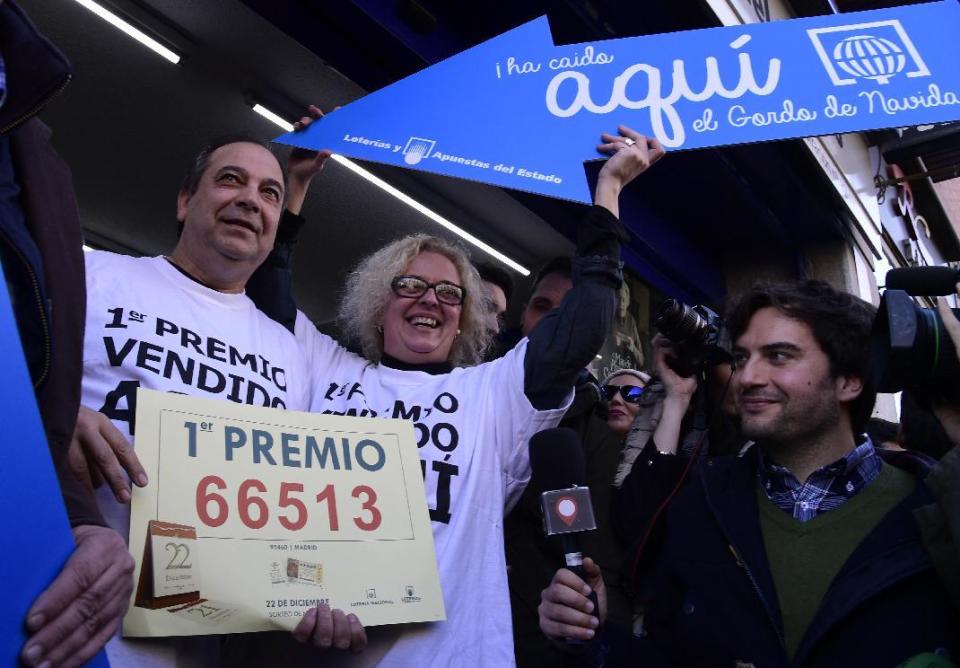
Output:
[124,389,444,637]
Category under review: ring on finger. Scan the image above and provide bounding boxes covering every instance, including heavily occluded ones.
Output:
[623,137,636,146]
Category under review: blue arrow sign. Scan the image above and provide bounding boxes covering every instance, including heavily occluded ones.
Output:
[275,1,960,204]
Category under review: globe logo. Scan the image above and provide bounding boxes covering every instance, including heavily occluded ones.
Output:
[831,34,906,85]
[808,20,931,87]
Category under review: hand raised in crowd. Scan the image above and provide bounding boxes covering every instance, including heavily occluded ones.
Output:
[652,334,698,401]
[68,405,147,503]
[538,557,607,644]
[287,104,334,215]
[594,125,665,218]
[291,603,368,654]
[650,334,699,455]
[933,286,960,444]
[22,524,134,668]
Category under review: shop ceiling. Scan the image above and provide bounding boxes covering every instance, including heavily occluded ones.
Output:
[26,0,855,319]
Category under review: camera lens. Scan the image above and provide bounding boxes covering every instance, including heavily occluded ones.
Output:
[870,289,960,400]
[655,299,709,344]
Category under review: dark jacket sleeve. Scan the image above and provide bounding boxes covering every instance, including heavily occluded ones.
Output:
[56,459,105,527]
[613,438,690,548]
[7,112,105,528]
[594,473,694,668]
[246,210,306,333]
[611,438,692,615]
[523,205,627,409]
[590,621,675,668]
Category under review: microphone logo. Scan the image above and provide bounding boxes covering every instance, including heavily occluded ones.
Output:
[541,487,597,536]
[555,496,579,526]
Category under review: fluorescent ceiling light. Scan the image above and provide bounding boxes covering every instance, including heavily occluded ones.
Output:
[252,104,530,275]
[329,155,529,275]
[252,104,294,132]
[71,0,180,64]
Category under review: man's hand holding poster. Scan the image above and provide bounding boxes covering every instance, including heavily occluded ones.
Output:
[124,390,444,637]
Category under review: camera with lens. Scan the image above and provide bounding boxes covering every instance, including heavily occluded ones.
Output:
[870,267,960,402]
[654,299,723,378]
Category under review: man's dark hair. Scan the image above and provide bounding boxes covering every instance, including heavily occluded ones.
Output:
[177,135,287,236]
[476,262,514,301]
[725,280,878,434]
[531,256,572,293]
[181,134,287,195]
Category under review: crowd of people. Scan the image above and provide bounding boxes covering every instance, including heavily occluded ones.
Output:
[4,1,960,666]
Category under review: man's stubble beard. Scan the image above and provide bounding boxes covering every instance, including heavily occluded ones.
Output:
[742,375,841,463]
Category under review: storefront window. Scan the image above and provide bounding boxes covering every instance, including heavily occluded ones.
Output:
[593,271,664,379]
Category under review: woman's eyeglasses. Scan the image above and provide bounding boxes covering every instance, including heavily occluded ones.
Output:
[391,276,465,306]
[600,384,645,404]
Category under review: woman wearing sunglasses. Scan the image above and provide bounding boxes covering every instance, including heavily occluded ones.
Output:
[601,369,651,440]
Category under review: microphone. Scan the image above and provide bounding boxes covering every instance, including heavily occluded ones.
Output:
[885,266,960,296]
[530,428,598,642]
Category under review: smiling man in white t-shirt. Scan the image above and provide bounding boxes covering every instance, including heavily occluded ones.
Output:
[71,136,366,666]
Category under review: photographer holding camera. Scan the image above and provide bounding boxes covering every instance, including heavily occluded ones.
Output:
[611,302,743,552]
[540,280,959,667]
[933,290,960,444]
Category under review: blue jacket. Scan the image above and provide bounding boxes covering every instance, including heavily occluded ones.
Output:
[602,447,959,667]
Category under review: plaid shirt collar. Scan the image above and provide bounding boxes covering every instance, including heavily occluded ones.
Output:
[757,438,882,522]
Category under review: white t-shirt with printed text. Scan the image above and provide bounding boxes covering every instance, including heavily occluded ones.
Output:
[293,312,571,667]
[81,251,310,667]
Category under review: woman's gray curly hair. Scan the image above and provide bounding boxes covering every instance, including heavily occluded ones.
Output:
[337,234,491,367]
